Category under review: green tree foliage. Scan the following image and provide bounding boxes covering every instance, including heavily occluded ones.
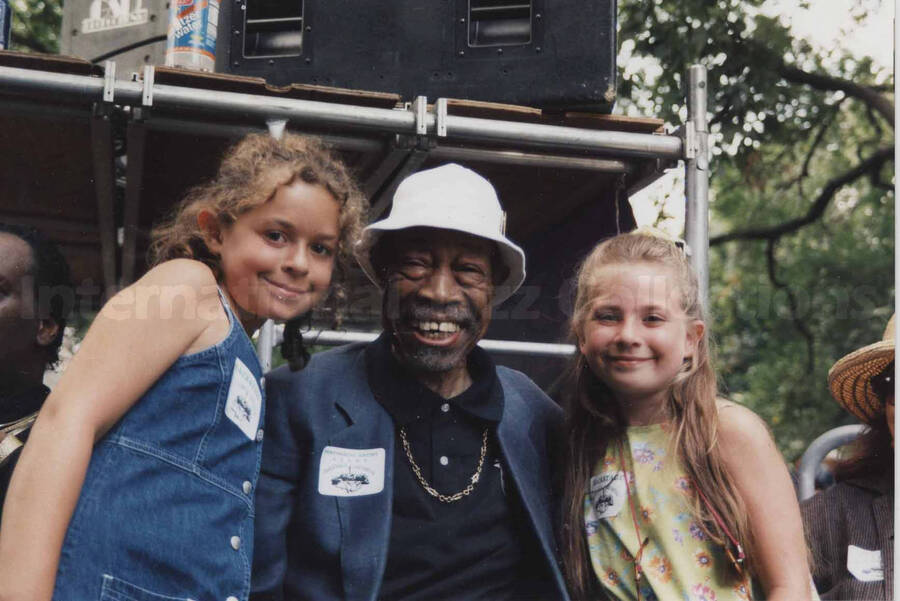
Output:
[618,0,894,457]
[9,0,61,54]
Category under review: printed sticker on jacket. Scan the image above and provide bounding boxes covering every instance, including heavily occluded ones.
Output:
[587,471,627,520]
[847,545,884,582]
[318,446,386,497]
[225,357,262,440]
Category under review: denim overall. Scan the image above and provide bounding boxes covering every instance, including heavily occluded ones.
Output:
[54,290,265,601]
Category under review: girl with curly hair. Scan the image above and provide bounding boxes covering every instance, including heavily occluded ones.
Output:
[0,132,366,601]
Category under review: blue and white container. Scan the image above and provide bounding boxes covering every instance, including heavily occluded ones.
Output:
[164,0,219,71]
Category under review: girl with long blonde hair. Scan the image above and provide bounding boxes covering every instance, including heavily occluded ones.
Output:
[560,230,813,601]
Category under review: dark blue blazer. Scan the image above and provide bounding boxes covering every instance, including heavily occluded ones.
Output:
[251,341,571,601]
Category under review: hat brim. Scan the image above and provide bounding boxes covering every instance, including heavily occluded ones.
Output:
[827,340,894,424]
[355,222,526,305]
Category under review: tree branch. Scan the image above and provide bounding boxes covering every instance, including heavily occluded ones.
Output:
[776,63,894,127]
[776,101,842,191]
[710,146,893,246]
[765,240,815,374]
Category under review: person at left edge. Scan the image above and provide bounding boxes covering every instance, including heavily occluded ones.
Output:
[0,224,73,520]
[251,163,571,601]
[0,133,366,601]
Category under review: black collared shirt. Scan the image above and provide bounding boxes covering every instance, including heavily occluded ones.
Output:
[366,333,553,601]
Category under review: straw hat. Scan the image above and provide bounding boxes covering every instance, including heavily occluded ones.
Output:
[355,163,526,304]
[827,314,895,424]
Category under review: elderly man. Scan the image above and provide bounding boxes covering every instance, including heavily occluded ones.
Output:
[0,224,72,517]
[252,164,570,601]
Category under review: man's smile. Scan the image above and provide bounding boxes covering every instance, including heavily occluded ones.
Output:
[410,320,464,345]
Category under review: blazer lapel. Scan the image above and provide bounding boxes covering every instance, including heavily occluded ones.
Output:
[330,395,395,601]
[496,383,570,601]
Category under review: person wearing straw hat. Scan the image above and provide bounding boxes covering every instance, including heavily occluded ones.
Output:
[801,315,894,600]
[251,164,571,601]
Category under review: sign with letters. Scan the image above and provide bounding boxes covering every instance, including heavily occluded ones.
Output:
[81,0,149,34]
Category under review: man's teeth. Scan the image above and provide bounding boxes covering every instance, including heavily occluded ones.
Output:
[415,321,460,333]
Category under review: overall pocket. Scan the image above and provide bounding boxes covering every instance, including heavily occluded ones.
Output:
[99,575,198,601]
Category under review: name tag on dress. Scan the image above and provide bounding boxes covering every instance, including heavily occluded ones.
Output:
[587,471,627,519]
[847,545,883,582]
[318,446,386,497]
[224,357,262,441]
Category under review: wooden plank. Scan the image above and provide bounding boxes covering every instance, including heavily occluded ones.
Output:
[554,112,665,134]
[152,67,402,109]
[443,98,665,134]
[0,49,103,76]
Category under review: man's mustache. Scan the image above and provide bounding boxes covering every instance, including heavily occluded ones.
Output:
[400,298,479,329]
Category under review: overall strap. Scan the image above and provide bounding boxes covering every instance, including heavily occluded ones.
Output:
[0,412,38,466]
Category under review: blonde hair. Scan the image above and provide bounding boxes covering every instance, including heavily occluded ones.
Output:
[149,132,366,312]
[560,230,754,600]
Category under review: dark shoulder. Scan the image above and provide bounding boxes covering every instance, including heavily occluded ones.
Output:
[803,480,878,513]
[496,365,562,417]
[266,341,368,388]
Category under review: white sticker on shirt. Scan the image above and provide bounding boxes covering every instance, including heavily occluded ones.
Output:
[318,446,386,497]
[224,357,262,441]
[587,471,627,520]
[847,545,884,582]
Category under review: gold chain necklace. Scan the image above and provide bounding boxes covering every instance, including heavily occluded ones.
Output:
[398,427,488,503]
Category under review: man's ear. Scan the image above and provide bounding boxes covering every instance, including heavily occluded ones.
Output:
[197,210,224,255]
[35,318,60,348]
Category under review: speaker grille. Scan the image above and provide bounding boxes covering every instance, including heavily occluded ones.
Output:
[468,0,532,47]
[244,0,304,58]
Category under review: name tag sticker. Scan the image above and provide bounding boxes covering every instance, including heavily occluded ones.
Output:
[847,545,883,582]
[318,446,386,497]
[587,471,627,520]
[224,357,262,441]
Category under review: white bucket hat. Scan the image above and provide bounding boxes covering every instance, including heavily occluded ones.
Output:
[355,163,526,304]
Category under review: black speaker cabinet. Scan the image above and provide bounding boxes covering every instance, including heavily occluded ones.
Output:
[215,1,617,111]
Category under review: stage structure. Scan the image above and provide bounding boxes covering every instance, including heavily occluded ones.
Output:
[0,51,708,390]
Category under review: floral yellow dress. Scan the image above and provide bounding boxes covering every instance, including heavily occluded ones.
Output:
[584,423,755,601]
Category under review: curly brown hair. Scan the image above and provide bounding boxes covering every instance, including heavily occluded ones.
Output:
[149,132,366,317]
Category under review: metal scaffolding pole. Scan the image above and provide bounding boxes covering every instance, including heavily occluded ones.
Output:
[0,62,707,370]
[0,65,683,160]
[684,65,710,306]
[256,320,277,373]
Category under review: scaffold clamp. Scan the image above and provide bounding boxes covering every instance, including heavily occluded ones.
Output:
[435,98,448,137]
[102,61,116,103]
[142,65,155,107]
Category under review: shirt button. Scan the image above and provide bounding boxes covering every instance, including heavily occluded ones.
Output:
[230,536,241,550]
[242,481,252,495]
[256,428,264,442]
[439,456,449,466]
[260,376,266,388]
[440,403,450,413]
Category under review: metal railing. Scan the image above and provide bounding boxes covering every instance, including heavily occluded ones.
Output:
[796,424,866,501]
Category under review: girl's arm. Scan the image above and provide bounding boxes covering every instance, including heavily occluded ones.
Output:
[717,403,814,601]
[0,259,224,601]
